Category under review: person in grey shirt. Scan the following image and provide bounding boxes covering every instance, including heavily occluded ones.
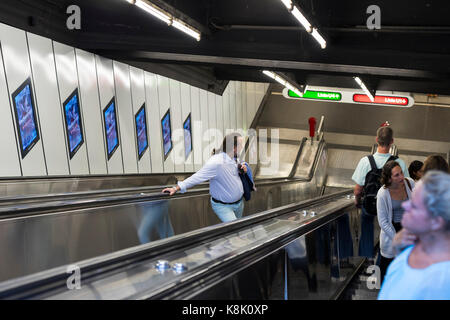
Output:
[377,160,415,282]
[162,132,247,222]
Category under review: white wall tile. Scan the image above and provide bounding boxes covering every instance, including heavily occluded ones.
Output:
[113,61,138,174]
[75,49,107,175]
[96,55,123,174]
[169,79,184,172]
[27,34,69,176]
[53,41,89,175]
[199,89,209,164]
[0,23,46,176]
[157,75,174,173]
[190,86,202,171]
[130,66,151,173]
[228,81,237,131]
[246,82,256,127]
[145,72,163,173]
[235,82,243,132]
[180,83,194,172]
[0,38,21,177]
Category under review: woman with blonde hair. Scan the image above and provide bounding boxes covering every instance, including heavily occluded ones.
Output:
[379,171,450,299]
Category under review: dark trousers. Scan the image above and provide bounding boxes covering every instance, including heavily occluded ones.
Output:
[379,222,402,282]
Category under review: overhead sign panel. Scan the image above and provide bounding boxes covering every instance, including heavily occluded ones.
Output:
[353,94,409,106]
[288,90,341,101]
[282,87,414,107]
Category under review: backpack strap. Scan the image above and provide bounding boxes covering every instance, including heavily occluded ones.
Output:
[387,155,398,162]
[367,155,377,171]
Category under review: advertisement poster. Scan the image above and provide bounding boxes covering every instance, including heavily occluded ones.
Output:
[135,105,148,159]
[104,100,119,159]
[161,110,172,158]
[12,80,40,158]
[63,91,84,158]
[183,114,192,159]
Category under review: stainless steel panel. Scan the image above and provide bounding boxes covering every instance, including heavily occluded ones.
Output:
[0,173,193,197]
[254,140,300,179]
[0,220,27,280]
[193,208,364,300]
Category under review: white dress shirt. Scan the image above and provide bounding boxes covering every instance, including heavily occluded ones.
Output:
[177,152,244,203]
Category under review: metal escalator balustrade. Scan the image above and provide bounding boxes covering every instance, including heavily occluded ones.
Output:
[0,190,355,300]
[0,134,329,283]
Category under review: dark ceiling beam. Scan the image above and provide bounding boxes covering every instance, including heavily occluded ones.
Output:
[120,60,228,95]
[95,50,444,80]
[211,23,450,34]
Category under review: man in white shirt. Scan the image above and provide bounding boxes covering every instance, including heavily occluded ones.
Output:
[162,132,247,222]
[352,126,409,259]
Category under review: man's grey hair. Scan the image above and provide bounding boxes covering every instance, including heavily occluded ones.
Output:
[421,171,450,231]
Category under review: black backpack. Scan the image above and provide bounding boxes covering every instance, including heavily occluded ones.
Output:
[362,155,398,215]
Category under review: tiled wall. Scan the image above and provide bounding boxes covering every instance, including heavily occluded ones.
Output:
[0,23,269,177]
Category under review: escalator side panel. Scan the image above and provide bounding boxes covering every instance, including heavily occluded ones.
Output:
[192,207,363,300]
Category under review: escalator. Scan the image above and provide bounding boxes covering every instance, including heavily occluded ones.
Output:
[0,136,327,283]
[0,190,359,300]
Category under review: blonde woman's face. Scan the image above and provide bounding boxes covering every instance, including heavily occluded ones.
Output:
[401,183,432,234]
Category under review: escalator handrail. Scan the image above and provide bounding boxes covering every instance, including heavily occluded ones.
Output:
[0,176,314,219]
[0,189,353,298]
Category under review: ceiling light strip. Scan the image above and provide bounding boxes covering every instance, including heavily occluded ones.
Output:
[263,70,304,97]
[279,0,326,49]
[133,0,201,41]
[354,77,375,102]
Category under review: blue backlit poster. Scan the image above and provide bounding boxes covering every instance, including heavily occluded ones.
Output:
[103,98,119,160]
[183,113,192,159]
[12,78,40,159]
[161,109,172,159]
[63,89,84,159]
[135,104,149,159]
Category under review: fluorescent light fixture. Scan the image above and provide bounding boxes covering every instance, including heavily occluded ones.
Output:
[311,28,326,49]
[135,0,171,25]
[134,0,202,40]
[285,82,303,97]
[280,0,293,9]
[274,75,287,86]
[354,77,375,102]
[291,7,312,32]
[262,70,276,79]
[172,19,201,41]
[280,0,327,49]
[262,70,304,97]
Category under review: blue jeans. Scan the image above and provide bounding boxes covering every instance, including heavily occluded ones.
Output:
[138,200,174,244]
[359,207,375,258]
[210,198,244,222]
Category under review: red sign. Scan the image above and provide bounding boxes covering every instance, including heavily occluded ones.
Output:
[353,94,409,106]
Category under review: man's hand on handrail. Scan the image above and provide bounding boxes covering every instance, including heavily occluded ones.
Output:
[162,185,180,196]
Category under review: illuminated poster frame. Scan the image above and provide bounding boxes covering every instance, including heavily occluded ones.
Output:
[135,103,149,160]
[183,113,193,160]
[103,98,120,160]
[161,109,173,161]
[62,89,84,159]
[11,78,40,159]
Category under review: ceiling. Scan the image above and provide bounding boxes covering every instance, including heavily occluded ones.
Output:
[1,0,450,95]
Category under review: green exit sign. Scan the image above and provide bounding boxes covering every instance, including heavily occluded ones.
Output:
[288,89,342,101]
